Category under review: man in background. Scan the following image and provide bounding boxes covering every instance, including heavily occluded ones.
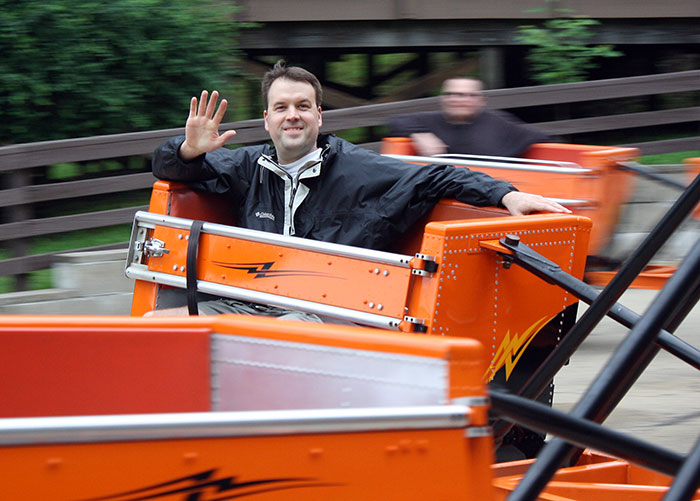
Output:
[389,77,553,157]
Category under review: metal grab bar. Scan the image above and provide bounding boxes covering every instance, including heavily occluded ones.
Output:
[0,405,471,445]
[131,211,414,268]
[433,153,582,168]
[384,153,592,174]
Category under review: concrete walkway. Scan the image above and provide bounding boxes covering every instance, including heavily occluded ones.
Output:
[554,288,700,455]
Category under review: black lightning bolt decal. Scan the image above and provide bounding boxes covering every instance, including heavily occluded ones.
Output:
[76,468,342,501]
[213,261,340,279]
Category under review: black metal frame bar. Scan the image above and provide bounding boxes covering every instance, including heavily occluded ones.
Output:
[484,171,700,499]
[491,172,700,447]
[664,435,700,501]
[498,237,700,371]
[490,388,684,476]
[507,236,700,500]
[617,161,688,190]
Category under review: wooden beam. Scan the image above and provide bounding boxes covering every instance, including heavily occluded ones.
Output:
[622,137,700,155]
[1,70,699,171]
[533,107,700,135]
[242,57,367,109]
[0,242,128,277]
[238,19,700,50]
[0,172,156,209]
[0,206,148,240]
[236,0,700,22]
[369,58,477,104]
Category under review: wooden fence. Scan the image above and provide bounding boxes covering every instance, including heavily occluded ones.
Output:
[1,70,699,290]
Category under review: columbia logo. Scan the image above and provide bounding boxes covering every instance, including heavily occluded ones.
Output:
[255,211,275,221]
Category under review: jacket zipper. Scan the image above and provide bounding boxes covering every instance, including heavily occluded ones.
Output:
[259,153,323,236]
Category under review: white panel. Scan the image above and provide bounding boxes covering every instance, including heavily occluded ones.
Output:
[211,334,449,412]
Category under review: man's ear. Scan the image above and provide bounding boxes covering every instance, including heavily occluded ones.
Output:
[317,107,322,127]
[263,110,269,131]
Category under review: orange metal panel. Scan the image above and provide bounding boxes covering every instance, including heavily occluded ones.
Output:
[0,427,491,500]
[130,278,159,315]
[585,265,677,290]
[0,317,212,417]
[406,214,591,382]
[0,314,489,413]
[492,451,700,501]
[146,226,412,318]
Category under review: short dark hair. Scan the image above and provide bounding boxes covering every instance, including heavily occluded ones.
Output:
[261,60,323,109]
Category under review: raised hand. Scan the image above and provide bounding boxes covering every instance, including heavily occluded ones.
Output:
[179,90,237,160]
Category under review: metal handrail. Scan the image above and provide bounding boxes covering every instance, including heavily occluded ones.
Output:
[384,153,591,174]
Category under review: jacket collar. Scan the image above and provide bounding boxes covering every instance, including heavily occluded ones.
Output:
[259,135,334,181]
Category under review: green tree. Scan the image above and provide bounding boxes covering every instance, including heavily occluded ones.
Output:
[0,0,244,144]
[515,6,622,84]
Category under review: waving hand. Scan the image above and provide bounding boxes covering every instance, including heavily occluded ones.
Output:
[179,90,237,161]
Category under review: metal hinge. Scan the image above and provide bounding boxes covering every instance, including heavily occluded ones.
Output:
[403,315,427,333]
[411,253,438,276]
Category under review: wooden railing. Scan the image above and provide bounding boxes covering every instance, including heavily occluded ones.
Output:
[1,70,699,290]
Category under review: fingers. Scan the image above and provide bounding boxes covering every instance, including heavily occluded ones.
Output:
[191,90,227,123]
[213,97,228,124]
[189,96,197,118]
[501,192,572,216]
[215,129,237,147]
[205,90,219,118]
[197,90,208,116]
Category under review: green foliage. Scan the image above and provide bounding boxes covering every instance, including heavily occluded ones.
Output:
[0,0,244,144]
[640,150,700,165]
[516,10,622,84]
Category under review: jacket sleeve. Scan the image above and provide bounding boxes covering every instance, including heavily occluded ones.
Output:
[151,136,251,198]
[354,145,517,209]
[337,141,517,237]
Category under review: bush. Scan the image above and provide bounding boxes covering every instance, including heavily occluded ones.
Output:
[0,0,244,144]
[516,13,622,84]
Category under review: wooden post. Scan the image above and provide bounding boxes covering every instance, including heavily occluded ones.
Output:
[5,170,32,291]
[479,47,505,89]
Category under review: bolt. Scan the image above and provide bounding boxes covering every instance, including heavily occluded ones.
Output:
[504,234,520,246]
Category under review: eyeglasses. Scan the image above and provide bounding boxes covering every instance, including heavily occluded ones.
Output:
[441,92,483,98]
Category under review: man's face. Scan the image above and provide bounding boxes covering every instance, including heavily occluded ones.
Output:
[440,78,486,123]
[264,77,322,164]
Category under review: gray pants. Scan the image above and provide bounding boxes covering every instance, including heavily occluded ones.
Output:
[198,298,323,323]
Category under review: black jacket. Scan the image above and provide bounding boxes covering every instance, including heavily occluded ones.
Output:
[152,134,516,251]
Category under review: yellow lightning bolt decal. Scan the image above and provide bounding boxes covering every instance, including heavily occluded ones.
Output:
[484,315,554,382]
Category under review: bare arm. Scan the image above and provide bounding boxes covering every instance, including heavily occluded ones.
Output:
[501,191,572,216]
[179,90,237,161]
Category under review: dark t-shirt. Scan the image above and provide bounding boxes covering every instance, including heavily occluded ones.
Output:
[388,110,553,157]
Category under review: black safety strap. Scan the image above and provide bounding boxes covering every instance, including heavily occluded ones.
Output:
[186,220,205,316]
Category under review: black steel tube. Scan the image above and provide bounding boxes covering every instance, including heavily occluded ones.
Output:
[493,245,700,445]
[617,161,687,190]
[563,279,700,468]
[509,171,700,403]
[505,256,700,370]
[508,237,700,501]
[663,435,700,501]
[490,388,683,476]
